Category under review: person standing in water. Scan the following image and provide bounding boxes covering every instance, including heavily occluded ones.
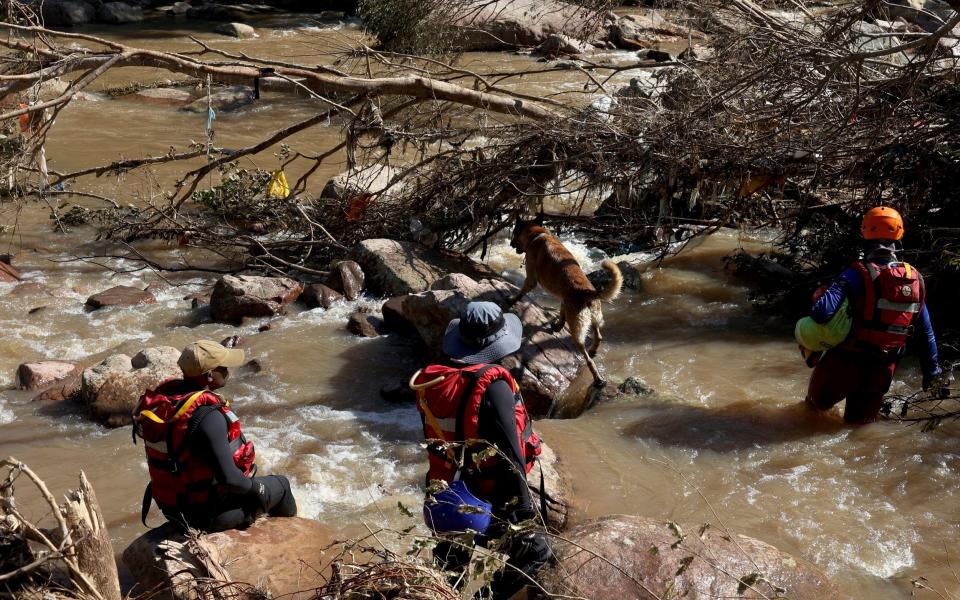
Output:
[805,207,945,423]
[411,301,552,599]
[134,340,297,531]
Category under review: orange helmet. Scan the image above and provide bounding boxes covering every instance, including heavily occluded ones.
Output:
[861,206,903,241]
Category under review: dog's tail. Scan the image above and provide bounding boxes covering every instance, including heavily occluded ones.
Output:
[593,260,623,303]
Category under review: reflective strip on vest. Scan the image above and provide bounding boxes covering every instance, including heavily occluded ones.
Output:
[229,437,243,453]
[876,299,920,313]
[144,439,168,454]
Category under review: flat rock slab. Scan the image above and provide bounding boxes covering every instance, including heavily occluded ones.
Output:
[209,274,302,324]
[400,274,589,417]
[351,239,498,297]
[85,285,156,310]
[123,517,345,600]
[16,361,77,390]
[537,514,839,600]
[131,88,193,106]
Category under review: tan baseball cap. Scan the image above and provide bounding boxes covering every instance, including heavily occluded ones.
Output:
[178,340,246,377]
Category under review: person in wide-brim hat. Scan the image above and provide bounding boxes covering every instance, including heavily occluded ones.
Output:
[441,300,523,364]
[413,301,552,600]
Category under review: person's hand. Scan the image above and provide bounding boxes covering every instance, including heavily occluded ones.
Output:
[924,371,951,399]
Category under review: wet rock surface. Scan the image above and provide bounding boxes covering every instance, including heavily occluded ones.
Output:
[301,283,343,309]
[328,260,365,300]
[16,361,77,391]
[215,21,257,38]
[536,514,839,600]
[399,274,589,417]
[209,274,302,323]
[0,261,22,282]
[123,517,342,600]
[352,239,498,297]
[97,2,143,23]
[85,285,157,310]
[347,311,382,337]
[80,347,182,427]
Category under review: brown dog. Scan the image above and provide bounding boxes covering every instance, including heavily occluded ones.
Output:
[508,215,623,385]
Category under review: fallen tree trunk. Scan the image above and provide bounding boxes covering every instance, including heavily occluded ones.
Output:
[61,472,122,600]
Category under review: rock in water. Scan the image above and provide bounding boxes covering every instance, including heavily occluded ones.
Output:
[320,164,405,201]
[181,87,256,113]
[85,285,156,310]
[351,239,498,296]
[123,517,345,599]
[400,274,588,417]
[301,283,343,309]
[534,33,592,57]
[536,515,839,599]
[80,347,182,427]
[447,0,598,51]
[347,312,382,337]
[16,361,77,391]
[215,22,257,38]
[209,275,302,323]
[327,260,365,300]
[131,88,193,106]
[39,0,96,25]
[97,1,143,23]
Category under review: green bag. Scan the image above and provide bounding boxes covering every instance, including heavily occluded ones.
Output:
[795,299,852,351]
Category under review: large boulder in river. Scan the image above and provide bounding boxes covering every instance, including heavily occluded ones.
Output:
[16,361,77,391]
[400,274,589,417]
[80,347,182,427]
[536,515,838,600]
[301,283,343,309]
[97,1,143,23]
[209,274,302,323]
[181,87,256,114]
[123,517,345,600]
[447,0,600,51]
[85,285,156,310]
[37,0,96,25]
[215,22,257,38]
[327,260,365,300]
[605,11,706,49]
[351,239,498,297]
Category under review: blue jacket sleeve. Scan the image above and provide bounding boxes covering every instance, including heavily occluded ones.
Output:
[810,268,862,324]
[916,304,941,378]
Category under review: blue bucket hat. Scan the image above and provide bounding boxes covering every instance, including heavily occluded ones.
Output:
[442,301,522,364]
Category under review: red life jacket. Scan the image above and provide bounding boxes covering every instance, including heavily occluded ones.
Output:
[410,364,541,496]
[133,382,256,514]
[847,260,925,353]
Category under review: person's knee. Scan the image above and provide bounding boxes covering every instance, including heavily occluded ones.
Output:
[266,475,298,517]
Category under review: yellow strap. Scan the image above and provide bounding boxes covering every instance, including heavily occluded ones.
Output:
[904,263,913,278]
[139,410,164,424]
[172,391,209,421]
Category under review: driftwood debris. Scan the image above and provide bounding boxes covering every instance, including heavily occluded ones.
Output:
[61,472,121,600]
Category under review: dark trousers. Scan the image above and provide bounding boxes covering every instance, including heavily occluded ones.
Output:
[169,475,298,533]
[806,348,897,423]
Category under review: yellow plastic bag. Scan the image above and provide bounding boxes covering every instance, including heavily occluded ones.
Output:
[795,298,852,352]
[267,169,290,199]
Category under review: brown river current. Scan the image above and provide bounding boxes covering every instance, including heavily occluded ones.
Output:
[1,15,959,600]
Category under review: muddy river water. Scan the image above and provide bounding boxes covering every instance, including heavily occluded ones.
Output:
[1,15,958,600]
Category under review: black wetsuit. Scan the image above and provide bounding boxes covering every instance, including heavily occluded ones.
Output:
[156,386,297,532]
[433,375,553,600]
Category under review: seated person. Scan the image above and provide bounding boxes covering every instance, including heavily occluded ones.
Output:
[134,340,296,532]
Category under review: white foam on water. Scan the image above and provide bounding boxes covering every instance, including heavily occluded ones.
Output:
[0,394,15,425]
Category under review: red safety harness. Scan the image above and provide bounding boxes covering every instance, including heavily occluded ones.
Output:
[133,383,255,525]
[411,364,541,497]
[847,260,925,353]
